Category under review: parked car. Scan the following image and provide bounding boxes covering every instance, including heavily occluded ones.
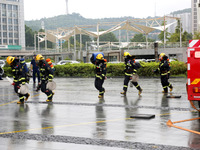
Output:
[56,60,80,65]
[26,62,32,77]
[0,60,5,67]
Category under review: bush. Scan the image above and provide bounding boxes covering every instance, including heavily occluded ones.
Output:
[3,61,187,78]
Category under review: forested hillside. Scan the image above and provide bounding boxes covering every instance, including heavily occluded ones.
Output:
[25,8,191,31]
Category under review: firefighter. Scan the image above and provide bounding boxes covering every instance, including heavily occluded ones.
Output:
[154,53,173,93]
[6,56,30,104]
[94,54,107,98]
[35,54,54,102]
[120,52,142,96]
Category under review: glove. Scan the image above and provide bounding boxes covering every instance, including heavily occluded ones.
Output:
[12,82,15,86]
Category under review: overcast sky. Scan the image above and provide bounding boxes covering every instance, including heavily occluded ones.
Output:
[24,0,191,21]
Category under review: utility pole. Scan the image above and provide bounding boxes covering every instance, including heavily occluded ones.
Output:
[65,0,69,15]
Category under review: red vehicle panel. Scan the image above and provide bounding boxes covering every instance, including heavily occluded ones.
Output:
[187,43,200,101]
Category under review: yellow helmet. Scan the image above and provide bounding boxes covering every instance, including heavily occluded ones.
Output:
[159,53,166,61]
[124,52,131,57]
[96,54,104,60]
[6,56,15,65]
[36,54,44,61]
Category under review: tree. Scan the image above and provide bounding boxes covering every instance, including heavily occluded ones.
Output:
[158,21,170,42]
[94,29,118,42]
[25,25,34,47]
[193,32,200,39]
[130,33,155,42]
[168,20,192,42]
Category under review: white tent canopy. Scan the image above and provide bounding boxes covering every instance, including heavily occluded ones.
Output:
[44,18,179,44]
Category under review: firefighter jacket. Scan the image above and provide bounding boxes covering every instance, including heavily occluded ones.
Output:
[155,59,170,76]
[124,59,137,76]
[95,60,107,80]
[38,60,54,82]
[11,60,26,85]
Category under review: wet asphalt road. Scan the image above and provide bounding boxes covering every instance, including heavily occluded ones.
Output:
[0,77,199,150]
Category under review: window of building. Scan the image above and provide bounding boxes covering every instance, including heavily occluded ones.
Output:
[14,19,18,24]
[14,26,18,31]
[2,10,6,17]
[3,25,7,30]
[14,33,18,38]
[8,11,12,18]
[3,32,7,37]
[8,19,12,24]
[2,18,7,23]
[9,32,13,37]
[2,4,6,9]
[8,4,12,10]
[8,25,13,31]
[13,12,18,18]
[3,39,7,44]
[14,39,18,45]
[13,5,18,11]
[9,39,13,44]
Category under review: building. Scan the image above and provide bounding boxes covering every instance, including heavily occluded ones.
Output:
[192,0,200,34]
[168,13,192,34]
[0,0,25,50]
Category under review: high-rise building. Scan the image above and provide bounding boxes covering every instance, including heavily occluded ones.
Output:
[0,0,25,50]
[192,0,200,34]
[168,13,192,34]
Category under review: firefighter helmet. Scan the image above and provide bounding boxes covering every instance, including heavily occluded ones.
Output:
[96,54,104,60]
[36,54,44,61]
[159,53,166,61]
[6,56,15,65]
[124,52,131,57]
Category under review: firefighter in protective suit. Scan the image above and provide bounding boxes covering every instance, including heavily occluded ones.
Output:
[120,52,142,96]
[6,56,30,104]
[95,54,107,98]
[154,53,173,93]
[35,54,54,102]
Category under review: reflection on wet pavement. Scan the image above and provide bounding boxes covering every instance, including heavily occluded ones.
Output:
[0,77,198,149]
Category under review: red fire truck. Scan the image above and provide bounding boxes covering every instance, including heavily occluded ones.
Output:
[187,40,200,109]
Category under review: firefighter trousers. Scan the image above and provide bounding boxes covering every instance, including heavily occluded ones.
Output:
[41,81,53,100]
[161,75,172,92]
[95,77,105,96]
[14,83,29,102]
[123,75,141,92]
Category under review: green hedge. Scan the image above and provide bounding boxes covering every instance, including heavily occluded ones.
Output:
[3,61,187,77]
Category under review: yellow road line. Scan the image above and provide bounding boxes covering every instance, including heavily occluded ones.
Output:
[0,92,41,107]
[0,109,196,135]
[0,118,133,135]
[0,100,18,107]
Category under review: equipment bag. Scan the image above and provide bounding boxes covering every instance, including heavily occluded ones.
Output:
[90,52,104,64]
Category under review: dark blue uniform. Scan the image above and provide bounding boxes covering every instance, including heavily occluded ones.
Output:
[31,58,40,83]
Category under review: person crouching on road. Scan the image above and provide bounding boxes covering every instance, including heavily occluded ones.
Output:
[120,52,142,96]
[35,54,54,102]
[95,54,107,98]
[153,53,173,93]
[6,56,30,104]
